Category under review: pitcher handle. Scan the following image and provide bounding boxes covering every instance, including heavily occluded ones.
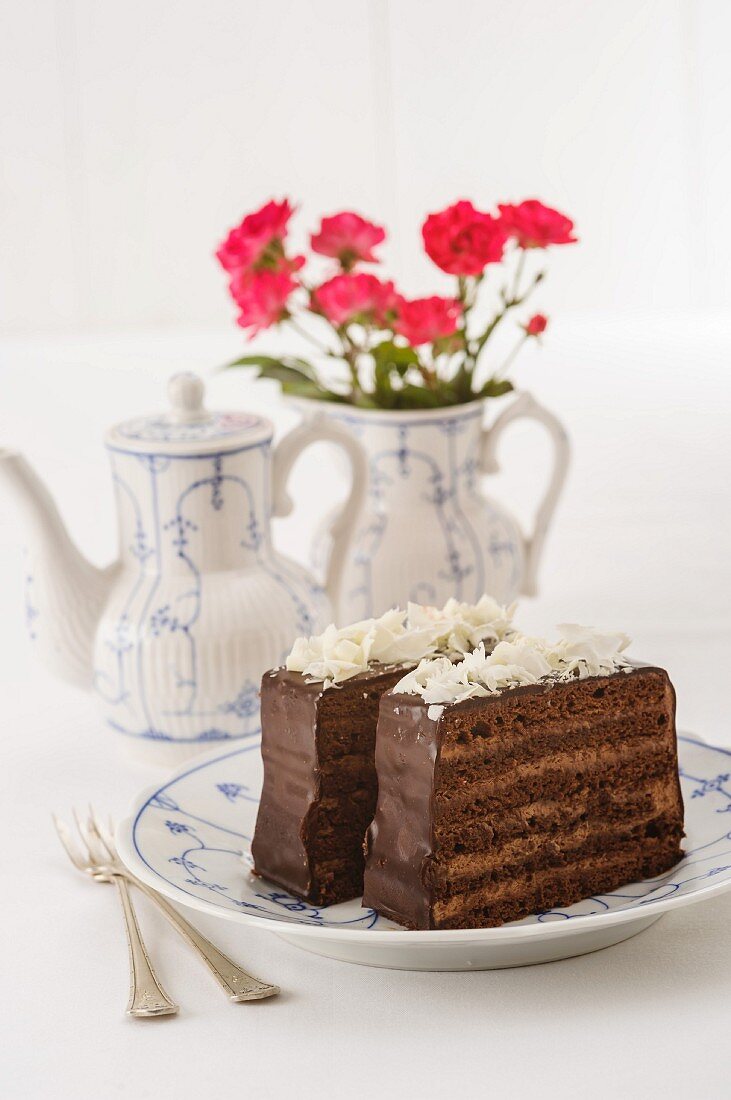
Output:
[271,414,368,620]
[480,392,570,598]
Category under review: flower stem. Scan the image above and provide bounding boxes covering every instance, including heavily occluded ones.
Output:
[510,248,526,302]
[454,275,481,397]
[288,318,336,355]
[339,328,363,397]
[494,332,528,379]
[473,267,544,359]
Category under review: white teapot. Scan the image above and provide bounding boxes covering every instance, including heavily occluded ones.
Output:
[0,373,366,761]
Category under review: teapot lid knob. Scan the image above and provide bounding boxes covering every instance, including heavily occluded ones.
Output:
[167,372,208,424]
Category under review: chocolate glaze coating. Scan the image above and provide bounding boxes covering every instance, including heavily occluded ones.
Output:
[362,696,441,928]
[251,669,323,899]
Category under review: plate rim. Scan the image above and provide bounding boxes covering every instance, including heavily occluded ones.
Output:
[116,732,731,944]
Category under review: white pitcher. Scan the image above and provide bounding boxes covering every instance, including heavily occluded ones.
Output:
[307,392,570,622]
[0,373,366,762]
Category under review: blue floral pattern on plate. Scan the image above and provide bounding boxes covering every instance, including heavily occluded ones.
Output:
[119,734,731,933]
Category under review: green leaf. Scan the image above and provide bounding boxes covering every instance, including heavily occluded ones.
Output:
[393,384,444,409]
[370,340,421,409]
[221,352,349,403]
[452,361,476,402]
[352,392,379,410]
[223,354,288,370]
[280,379,347,403]
[431,333,465,358]
[285,356,319,375]
[371,340,419,376]
[372,366,397,409]
[279,378,322,398]
[222,354,317,380]
[258,363,318,388]
[479,378,514,398]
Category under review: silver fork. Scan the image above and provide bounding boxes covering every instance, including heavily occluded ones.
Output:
[54,809,178,1018]
[54,808,279,1006]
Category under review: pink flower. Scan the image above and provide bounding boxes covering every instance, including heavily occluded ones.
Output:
[524,313,548,336]
[216,199,297,273]
[311,211,385,268]
[312,273,399,327]
[395,296,461,346]
[422,200,508,276]
[230,269,297,334]
[498,200,577,248]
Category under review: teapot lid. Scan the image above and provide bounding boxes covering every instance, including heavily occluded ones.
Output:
[106,372,273,456]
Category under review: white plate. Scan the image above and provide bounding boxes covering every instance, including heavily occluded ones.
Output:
[117,734,731,970]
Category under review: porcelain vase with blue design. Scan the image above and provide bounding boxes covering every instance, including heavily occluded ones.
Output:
[0,373,367,763]
[305,392,570,622]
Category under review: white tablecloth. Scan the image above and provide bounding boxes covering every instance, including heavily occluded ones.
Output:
[1,318,729,1099]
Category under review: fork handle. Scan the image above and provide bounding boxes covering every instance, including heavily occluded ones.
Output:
[113,876,179,1017]
[128,876,279,1001]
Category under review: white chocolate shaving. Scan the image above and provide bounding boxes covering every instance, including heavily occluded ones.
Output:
[406,595,515,658]
[285,597,515,687]
[393,625,631,706]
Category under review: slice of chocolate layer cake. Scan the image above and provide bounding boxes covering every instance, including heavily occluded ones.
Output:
[252,665,407,905]
[362,628,684,930]
[251,598,514,905]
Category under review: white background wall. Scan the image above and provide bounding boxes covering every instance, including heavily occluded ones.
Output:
[0,0,729,739]
[2,0,731,334]
[1,14,731,1097]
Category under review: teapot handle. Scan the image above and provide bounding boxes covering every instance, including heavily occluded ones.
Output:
[271,414,368,620]
[480,391,570,598]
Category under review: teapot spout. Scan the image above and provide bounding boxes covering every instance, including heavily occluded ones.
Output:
[0,449,116,689]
